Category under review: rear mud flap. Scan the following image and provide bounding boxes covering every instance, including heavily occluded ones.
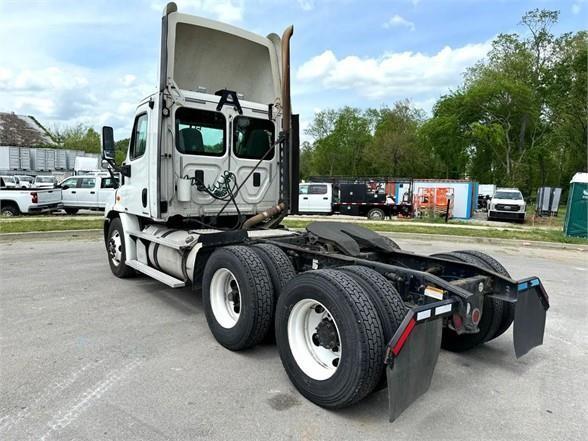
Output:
[513,281,548,358]
[386,318,443,422]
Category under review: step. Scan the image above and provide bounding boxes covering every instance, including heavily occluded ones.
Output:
[126,259,186,288]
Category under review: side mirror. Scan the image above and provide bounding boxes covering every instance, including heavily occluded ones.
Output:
[101,126,115,160]
[61,185,69,190]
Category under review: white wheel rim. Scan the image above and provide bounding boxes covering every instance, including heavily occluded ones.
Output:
[210,268,241,329]
[287,299,342,381]
[108,230,122,266]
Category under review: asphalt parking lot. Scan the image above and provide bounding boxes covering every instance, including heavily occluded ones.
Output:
[1,237,587,440]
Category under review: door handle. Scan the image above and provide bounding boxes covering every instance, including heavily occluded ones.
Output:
[323,197,328,200]
[71,191,76,194]
[90,191,95,194]
[302,197,308,200]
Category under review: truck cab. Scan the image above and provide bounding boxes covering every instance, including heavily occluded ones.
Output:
[59,174,118,214]
[104,6,297,226]
[488,187,526,222]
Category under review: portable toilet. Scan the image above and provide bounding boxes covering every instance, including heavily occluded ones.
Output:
[563,172,588,238]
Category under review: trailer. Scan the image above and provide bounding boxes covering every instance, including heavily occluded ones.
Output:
[99,3,548,422]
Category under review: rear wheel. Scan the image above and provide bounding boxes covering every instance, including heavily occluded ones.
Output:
[202,246,274,350]
[367,208,385,220]
[339,265,407,388]
[431,251,503,352]
[1,204,20,216]
[455,250,514,341]
[275,269,384,408]
[106,217,135,278]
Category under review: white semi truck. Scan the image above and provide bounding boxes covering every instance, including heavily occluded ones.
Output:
[101,3,549,421]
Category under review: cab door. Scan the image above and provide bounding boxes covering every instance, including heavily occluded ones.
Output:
[76,177,98,208]
[60,177,80,207]
[117,106,152,216]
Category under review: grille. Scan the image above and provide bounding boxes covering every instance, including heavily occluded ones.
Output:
[496,204,519,211]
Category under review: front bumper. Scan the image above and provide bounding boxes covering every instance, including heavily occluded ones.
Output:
[384,277,548,422]
[489,210,525,220]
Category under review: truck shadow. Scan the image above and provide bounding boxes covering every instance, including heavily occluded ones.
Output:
[131,277,204,316]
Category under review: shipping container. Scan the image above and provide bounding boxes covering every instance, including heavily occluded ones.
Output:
[0,146,21,170]
[19,147,31,170]
[45,149,56,170]
[30,148,47,171]
[55,149,67,169]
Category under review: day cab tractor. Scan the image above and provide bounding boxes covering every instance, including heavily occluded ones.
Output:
[100,3,549,422]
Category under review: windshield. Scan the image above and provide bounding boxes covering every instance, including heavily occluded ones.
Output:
[18,176,33,182]
[494,191,522,200]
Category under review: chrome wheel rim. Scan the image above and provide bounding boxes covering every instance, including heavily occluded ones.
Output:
[287,299,341,381]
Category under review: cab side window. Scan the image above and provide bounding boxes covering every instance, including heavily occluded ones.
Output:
[130,113,148,160]
[80,178,96,189]
[61,177,79,189]
[299,185,309,195]
[309,185,327,195]
[101,177,118,189]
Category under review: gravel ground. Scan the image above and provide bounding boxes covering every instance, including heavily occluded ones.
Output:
[0,237,586,441]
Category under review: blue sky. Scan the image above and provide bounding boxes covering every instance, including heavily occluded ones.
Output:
[0,0,585,141]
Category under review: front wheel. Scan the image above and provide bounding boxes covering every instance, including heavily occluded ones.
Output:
[106,218,135,278]
[275,269,384,408]
[367,208,385,220]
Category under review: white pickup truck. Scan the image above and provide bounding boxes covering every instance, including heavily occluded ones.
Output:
[0,176,62,216]
[59,174,118,214]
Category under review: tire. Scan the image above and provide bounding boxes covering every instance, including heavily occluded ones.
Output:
[64,208,79,215]
[252,243,297,342]
[456,250,514,341]
[1,204,20,216]
[106,217,135,278]
[202,246,274,351]
[367,208,385,220]
[275,269,384,409]
[339,265,407,389]
[251,244,296,299]
[431,251,503,352]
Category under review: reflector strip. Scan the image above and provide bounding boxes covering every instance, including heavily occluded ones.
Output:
[435,304,452,315]
[518,282,528,291]
[416,310,431,321]
[424,286,444,300]
[392,318,416,356]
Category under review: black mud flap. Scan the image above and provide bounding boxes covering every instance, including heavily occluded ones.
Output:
[385,301,453,422]
[513,278,548,358]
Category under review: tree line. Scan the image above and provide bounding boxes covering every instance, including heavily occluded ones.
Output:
[301,10,587,197]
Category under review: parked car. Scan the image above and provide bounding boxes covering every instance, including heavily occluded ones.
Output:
[487,188,526,222]
[33,175,57,189]
[0,175,17,189]
[0,177,62,216]
[14,175,34,189]
[59,174,118,214]
[299,183,333,214]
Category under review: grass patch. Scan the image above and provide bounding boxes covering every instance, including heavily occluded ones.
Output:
[0,218,102,233]
[283,219,588,245]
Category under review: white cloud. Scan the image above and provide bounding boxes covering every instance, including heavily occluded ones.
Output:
[383,14,415,31]
[151,0,244,23]
[296,42,491,100]
[297,0,315,11]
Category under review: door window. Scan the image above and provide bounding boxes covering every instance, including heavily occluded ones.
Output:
[61,177,79,189]
[100,177,118,189]
[299,185,309,195]
[233,116,275,160]
[130,113,148,160]
[175,107,225,156]
[80,178,96,189]
[309,184,328,195]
